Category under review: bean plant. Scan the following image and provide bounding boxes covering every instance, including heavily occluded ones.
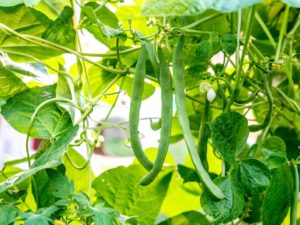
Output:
[0,0,300,224]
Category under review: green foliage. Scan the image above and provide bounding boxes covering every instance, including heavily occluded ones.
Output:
[210,112,249,164]
[235,159,271,196]
[0,66,27,98]
[93,165,173,225]
[2,85,72,138]
[201,176,245,223]
[157,211,210,225]
[0,0,300,224]
[142,0,262,16]
[262,164,293,225]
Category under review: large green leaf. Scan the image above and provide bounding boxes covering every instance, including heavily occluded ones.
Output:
[63,147,92,193]
[34,0,71,19]
[0,125,78,193]
[262,164,293,225]
[32,125,79,167]
[210,112,249,164]
[42,6,75,50]
[201,176,244,223]
[0,66,27,98]
[0,0,40,7]
[283,0,300,7]
[86,63,118,98]
[81,2,125,48]
[24,214,49,225]
[0,161,59,194]
[0,205,19,225]
[124,76,156,100]
[2,85,72,139]
[261,136,287,169]
[236,159,271,196]
[141,0,262,16]
[32,169,74,208]
[0,5,61,61]
[157,211,210,225]
[92,164,173,225]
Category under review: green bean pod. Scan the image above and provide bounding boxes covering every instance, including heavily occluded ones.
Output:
[172,36,224,199]
[249,73,273,132]
[140,47,173,185]
[129,46,153,171]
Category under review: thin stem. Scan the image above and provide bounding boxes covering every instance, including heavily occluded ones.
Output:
[255,12,276,49]
[81,46,140,57]
[0,23,128,74]
[225,6,256,111]
[183,13,223,29]
[291,160,299,225]
[0,48,76,84]
[75,75,122,125]
[275,5,290,62]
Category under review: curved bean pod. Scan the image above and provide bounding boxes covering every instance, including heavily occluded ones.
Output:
[129,46,153,171]
[140,47,173,185]
[172,36,224,199]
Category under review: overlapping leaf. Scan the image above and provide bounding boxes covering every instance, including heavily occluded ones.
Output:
[210,112,249,164]
[92,164,173,225]
[142,0,262,16]
[201,176,244,223]
[2,85,72,139]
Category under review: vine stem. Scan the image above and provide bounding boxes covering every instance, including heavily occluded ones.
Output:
[26,98,80,167]
[75,74,122,125]
[183,13,223,29]
[0,48,76,84]
[225,6,256,111]
[275,5,290,62]
[0,23,128,75]
[291,160,299,225]
[255,12,276,49]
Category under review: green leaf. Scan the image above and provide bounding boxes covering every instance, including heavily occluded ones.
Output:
[64,147,92,193]
[124,76,155,100]
[195,41,215,61]
[0,0,40,7]
[141,0,262,16]
[81,3,125,48]
[56,64,75,123]
[32,125,79,167]
[0,204,19,225]
[157,211,210,225]
[2,85,72,139]
[92,164,173,225]
[201,176,244,223]
[86,64,118,98]
[32,169,74,208]
[0,125,78,193]
[220,34,237,55]
[210,112,249,164]
[0,0,23,7]
[261,136,287,169]
[24,214,49,225]
[0,66,27,98]
[34,0,71,20]
[42,6,76,50]
[177,165,200,183]
[0,161,59,194]
[262,164,293,225]
[283,0,300,7]
[236,159,271,196]
[0,5,61,61]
